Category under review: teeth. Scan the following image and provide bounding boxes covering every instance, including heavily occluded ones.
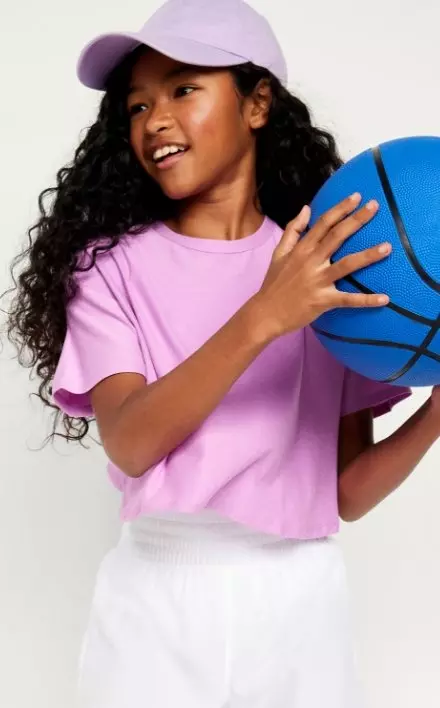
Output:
[153,145,186,162]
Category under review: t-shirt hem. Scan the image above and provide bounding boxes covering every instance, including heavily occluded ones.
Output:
[118,502,340,541]
[342,388,411,418]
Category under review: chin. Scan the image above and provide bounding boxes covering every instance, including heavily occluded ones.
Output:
[158,178,205,201]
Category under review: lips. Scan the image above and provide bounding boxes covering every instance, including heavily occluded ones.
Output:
[154,145,187,163]
[146,141,189,162]
[153,147,190,170]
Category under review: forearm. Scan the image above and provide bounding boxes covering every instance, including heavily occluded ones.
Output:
[113,296,273,478]
[338,399,440,522]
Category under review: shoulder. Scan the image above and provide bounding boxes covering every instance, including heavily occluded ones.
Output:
[72,223,160,288]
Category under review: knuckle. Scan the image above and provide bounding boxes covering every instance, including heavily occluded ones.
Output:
[298,240,314,258]
[319,212,333,229]
[366,247,380,262]
[333,255,348,275]
[332,218,349,238]
[355,251,368,266]
[313,287,326,305]
[328,262,340,280]
[331,225,346,245]
[351,210,365,224]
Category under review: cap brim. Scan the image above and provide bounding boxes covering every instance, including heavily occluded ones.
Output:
[77,31,248,90]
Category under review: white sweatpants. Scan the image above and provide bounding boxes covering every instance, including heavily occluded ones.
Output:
[77,511,365,708]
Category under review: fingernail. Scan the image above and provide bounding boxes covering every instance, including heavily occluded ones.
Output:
[350,192,361,201]
[366,199,379,211]
[378,242,391,253]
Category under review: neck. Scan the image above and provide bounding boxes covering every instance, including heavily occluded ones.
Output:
[163,155,264,241]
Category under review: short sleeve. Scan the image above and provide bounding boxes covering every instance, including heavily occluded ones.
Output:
[341,366,412,418]
[52,252,145,418]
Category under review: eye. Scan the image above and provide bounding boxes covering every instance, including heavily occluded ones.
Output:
[175,85,196,98]
[128,103,147,118]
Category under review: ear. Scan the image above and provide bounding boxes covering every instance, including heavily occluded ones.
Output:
[248,78,272,130]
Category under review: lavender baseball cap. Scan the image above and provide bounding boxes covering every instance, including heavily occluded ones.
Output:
[76,0,288,90]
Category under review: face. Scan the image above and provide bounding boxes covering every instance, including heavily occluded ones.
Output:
[126,48,270,200]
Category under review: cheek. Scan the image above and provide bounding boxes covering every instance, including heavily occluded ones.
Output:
[186,108,222,153]
[185,97,243,154]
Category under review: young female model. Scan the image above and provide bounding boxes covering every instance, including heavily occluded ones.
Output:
[7,1,439,706]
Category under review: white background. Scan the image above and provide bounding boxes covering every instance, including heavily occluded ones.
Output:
[1,0,439,706]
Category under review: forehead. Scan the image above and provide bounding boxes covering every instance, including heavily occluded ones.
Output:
[129,48,205,90]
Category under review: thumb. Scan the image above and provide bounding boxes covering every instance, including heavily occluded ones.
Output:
[276,205,311,257]
[292,204,312,232]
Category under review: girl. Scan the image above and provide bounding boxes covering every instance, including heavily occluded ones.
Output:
[5,0,440,706]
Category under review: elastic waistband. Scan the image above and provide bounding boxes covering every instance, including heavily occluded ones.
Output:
[117,511,331,564]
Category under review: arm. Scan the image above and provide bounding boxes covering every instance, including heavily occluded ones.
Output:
[76,199,389,480]
[91,297,272,479]
[338,399,439,522]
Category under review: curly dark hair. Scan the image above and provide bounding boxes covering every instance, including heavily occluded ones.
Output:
[2,45,343,447]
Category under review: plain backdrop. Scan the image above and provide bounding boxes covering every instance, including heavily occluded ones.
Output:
[1,1,439,706]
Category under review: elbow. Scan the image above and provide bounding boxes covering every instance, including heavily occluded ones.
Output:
[120,458,152,480]
[338,490,362,523]
[103,435,156,480]
[111,452,151,480]
[121,445,158,479]
[339,501,365,523]
[339,506,358,523]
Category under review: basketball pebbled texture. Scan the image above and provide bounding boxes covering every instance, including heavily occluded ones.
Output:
[308,136,440,386]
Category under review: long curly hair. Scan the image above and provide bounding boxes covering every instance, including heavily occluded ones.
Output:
[2,45,343,446]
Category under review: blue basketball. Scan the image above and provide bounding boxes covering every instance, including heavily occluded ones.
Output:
[309,135,440,387]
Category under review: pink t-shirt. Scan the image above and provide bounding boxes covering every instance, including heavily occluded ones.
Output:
[52,216,411,539]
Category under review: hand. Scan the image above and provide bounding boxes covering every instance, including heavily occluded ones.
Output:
[253,193,392,340]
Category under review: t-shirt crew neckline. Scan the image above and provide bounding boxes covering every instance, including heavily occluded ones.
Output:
[154,215,275,253]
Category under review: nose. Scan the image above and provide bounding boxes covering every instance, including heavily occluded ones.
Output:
[143,102,175,136]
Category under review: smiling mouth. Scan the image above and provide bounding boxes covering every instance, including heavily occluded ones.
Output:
[152,147,190,170]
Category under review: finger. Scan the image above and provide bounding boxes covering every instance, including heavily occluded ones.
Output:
[334,291,390,309]
[317,200,379,260]
[328,241,391,281]
[305,192,362,246]
[276,205,311,257]
[290,204,311,234]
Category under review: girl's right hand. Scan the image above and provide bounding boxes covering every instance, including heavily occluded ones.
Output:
[254,192,392,340]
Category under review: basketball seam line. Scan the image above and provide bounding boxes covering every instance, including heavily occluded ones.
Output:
[342,274,435,326]
[313,325,440,364]
[373,146,440,381]
[313,318,440,383]
[372,146,440,293]
[383,317,440,382]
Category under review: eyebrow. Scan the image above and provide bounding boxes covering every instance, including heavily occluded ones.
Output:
[127,65,199,96]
